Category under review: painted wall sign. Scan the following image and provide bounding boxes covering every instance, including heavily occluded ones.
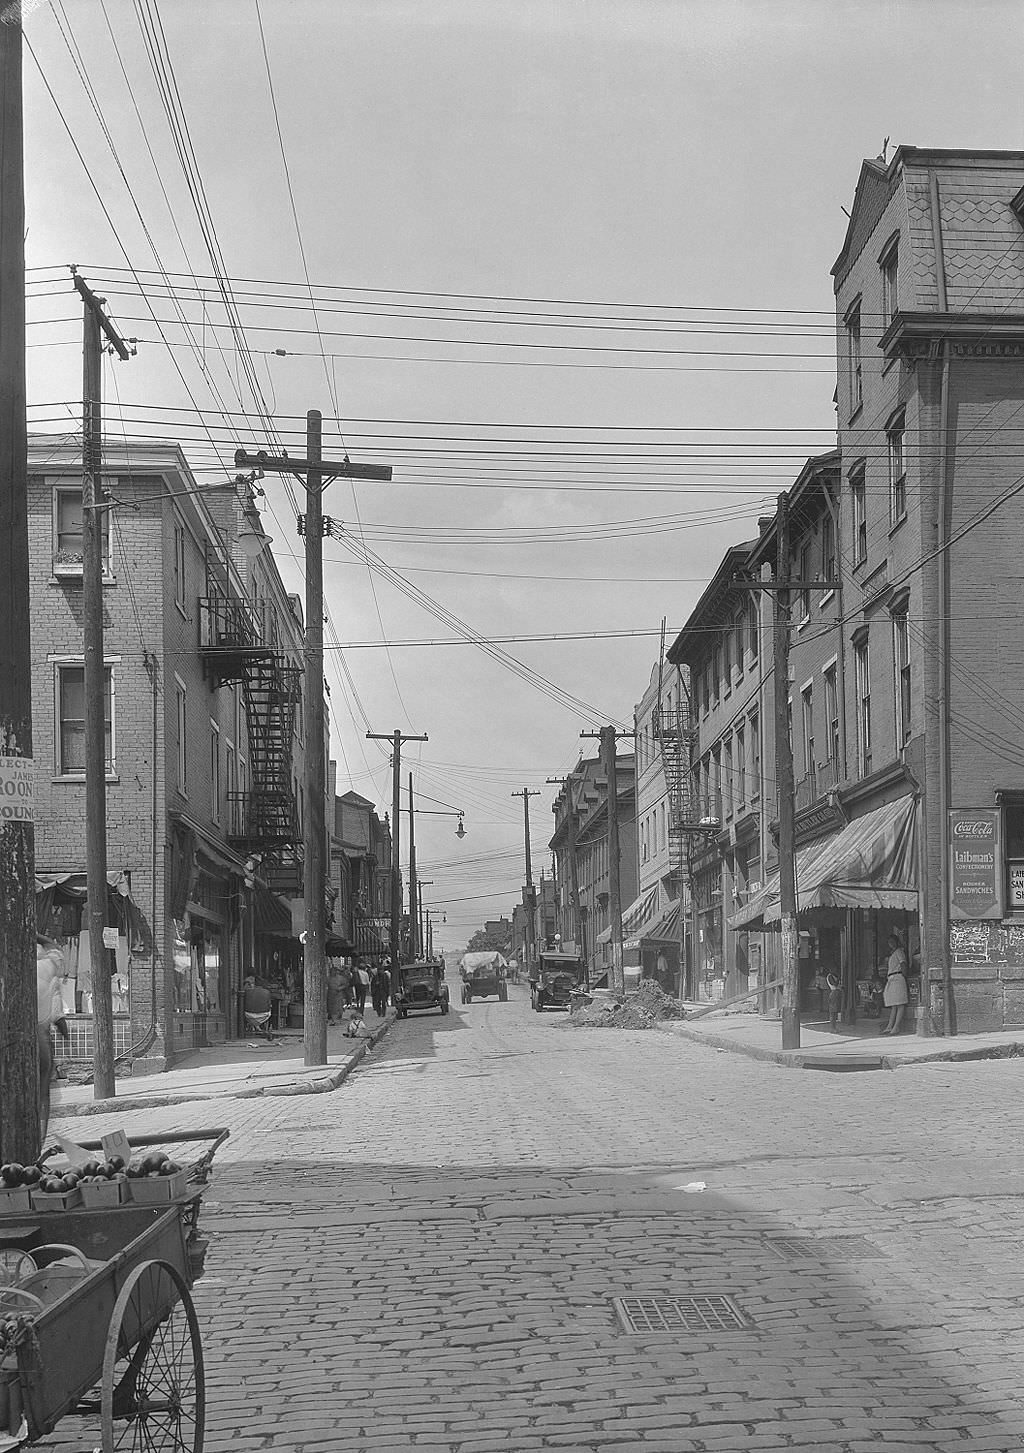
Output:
[949,808,1003,920]
[0,758,34,824]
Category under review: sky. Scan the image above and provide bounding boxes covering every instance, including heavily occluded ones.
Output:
[19,0,1024,953]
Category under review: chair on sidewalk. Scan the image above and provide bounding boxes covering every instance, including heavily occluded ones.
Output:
[244,1009,273,1039]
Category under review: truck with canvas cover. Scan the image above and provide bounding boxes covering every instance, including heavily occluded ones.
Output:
[459,951,508,1003]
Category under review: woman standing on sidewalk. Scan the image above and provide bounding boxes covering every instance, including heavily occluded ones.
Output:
[880,932,909,1035]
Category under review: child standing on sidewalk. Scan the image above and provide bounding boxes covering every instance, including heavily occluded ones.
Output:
[826,971,842,1031]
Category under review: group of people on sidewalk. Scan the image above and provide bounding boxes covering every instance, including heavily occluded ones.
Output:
[327,960,391,1025]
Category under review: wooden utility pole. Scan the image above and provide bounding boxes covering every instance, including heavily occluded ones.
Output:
[235,419,391,1066]
[773,491,801,1049]
[407,773,418,960]
[511,788,539,977]
[367,729,428,977]
[0,9,39,1161]
[74,272,131,1101]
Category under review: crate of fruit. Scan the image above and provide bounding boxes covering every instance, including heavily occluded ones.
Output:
[125,1151,187,1203]
[0,1162,44,1213]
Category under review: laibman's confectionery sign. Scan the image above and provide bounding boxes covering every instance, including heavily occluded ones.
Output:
[949,808,1003,920]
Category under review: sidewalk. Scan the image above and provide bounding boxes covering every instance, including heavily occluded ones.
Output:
[51,1010,395,1118]
[661,1007,1024,1071]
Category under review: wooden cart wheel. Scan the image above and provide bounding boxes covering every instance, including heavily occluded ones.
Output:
[101,1259,205,1453]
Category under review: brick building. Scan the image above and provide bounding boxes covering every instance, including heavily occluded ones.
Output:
[668,540,766,1003]
[29,436,316,1067]
[690,146,1024,1035]
[328,784,391,963]
[549,752,637,986]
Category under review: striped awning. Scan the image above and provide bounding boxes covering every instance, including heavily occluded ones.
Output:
[596,884,660,946]
[728,794,918,931]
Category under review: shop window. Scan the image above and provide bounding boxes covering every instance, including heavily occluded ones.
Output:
[57,664,113,775]
[1006,802,1024,912]
[53,485,110,576]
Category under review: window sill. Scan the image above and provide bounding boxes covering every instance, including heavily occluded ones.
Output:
[848,401,863,426]
[851,556,868,575]
[53,774,119,785]
[796,615,811,632]
[882,354,898,377]
[819,589,836,608]
[50,571,117,587]
[889,513,908,539]
[175,599,189,621]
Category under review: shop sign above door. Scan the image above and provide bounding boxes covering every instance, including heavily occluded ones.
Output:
[949,808,1003,920]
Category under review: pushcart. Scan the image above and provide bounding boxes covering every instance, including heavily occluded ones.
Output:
[0,1126,228,1452]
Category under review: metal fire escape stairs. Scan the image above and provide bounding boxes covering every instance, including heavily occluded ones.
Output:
[198,595,302,881]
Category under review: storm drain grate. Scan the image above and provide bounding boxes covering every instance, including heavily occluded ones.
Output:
[613,1294,751,1334]
[767,1235,886,1261]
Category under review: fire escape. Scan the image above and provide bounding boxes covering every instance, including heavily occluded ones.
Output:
[198,595,303,891]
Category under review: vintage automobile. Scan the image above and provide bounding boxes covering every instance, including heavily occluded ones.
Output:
[459,951,508,1004]
[394,959,450,1017]
[530,950,585,1012]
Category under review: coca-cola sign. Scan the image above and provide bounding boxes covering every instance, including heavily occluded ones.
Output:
[952,819,995,839]
[949,809,1003,920]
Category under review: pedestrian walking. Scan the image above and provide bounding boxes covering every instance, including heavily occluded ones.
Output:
[327,961,345,1026]
[375,965,391,1016]
[353,959,370,1015]
[880,931,909,1035]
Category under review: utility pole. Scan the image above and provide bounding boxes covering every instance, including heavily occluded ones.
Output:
[235,418,391,1067]
[367,730,428,978]
[772,493,800,1049]
[418,880,433,961]
[74,270,131,1101]
[511,788,539,979]
[0,9,39,1161]
[407,773,418,960]
[581,727,630,996]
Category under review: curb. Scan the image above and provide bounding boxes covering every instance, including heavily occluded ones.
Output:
[659,1019,1024,1073]
[52,1012,396,1118]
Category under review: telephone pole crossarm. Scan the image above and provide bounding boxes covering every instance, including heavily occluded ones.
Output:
[234,448,392,484]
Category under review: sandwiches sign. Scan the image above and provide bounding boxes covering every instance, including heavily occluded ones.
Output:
[948,809,1003,920]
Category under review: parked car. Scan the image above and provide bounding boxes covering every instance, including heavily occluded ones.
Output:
[459,951,508,1003]
[394,960,450,1017]
[530,950,585,1012]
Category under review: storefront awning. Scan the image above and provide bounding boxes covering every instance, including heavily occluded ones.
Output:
[728,794,918,931]
[630,899,681,948]
[596,884,660,946]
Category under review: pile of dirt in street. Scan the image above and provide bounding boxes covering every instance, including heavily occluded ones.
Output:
[560,980,686,1032]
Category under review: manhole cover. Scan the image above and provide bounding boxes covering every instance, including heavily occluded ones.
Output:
[613,1295,751,1334]
[767,1236,885,1260]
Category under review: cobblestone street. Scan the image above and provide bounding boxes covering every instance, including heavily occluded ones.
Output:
[42,983,1024,1452]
